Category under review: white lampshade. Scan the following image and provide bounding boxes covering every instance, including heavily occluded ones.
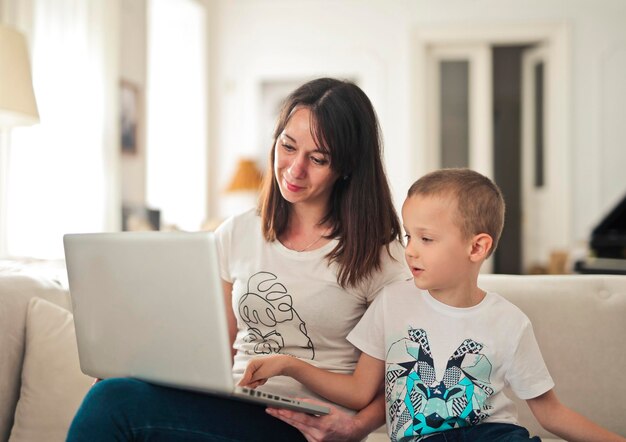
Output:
[0,24,39,128]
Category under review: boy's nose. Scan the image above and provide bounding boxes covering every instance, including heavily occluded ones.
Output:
[405,243,418,259]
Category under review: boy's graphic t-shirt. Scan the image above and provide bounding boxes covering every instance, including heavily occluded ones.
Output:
[214,209,410,406]
[348,279,554,441]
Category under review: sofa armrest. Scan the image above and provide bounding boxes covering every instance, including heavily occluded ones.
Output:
[0,274,70,442]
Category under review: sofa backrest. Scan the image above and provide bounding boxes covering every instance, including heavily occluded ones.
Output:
[1,272,623,440]
[478,274,626,439]
[0,274,70,442]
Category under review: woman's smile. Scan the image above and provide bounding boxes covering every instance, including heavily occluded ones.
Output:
[283,177,305,193]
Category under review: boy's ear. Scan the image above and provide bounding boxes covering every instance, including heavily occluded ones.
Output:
[469,233,493,262]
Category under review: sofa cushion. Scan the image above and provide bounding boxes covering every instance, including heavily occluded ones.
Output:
[0,274,71,442]
[8,297,92,442]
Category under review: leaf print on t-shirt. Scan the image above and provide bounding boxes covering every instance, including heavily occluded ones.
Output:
[239,271,315,359]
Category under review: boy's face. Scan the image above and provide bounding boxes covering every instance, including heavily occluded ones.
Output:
[402,194,474,293]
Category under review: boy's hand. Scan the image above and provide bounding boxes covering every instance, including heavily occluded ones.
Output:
[238,354,292,388]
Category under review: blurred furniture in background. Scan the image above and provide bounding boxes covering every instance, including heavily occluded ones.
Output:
[122,205,161,231]
[575,193,626,275]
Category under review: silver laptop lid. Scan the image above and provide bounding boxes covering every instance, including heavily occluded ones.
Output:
[63,231,233,394]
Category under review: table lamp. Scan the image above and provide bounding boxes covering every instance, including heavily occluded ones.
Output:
[225,158,263,193]
[0,24,39,127]
[0,24,40,257]
[219,158,263,220]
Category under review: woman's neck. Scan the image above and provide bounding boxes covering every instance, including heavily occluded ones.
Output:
[287,203,328,234]
[280,203,332,252]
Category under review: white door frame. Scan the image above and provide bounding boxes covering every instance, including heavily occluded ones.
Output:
[427,44,493,178]
[521,44,552,272]
[411,23,571,271]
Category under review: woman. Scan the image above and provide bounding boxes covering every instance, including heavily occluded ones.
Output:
[67,78,409,441]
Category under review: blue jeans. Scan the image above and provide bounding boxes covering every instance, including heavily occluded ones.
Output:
[66,378,307,441]
[419,423,541,441]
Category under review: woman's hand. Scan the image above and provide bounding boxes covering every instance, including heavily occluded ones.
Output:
[238,354,292,389]
[266,400,365,442]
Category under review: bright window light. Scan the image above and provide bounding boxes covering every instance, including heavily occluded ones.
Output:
[5,1,115,259]
[146,0,207,231]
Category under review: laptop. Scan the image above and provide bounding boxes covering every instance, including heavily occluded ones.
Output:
[63,231,329,416]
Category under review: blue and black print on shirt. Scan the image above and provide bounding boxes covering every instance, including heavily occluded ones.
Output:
[386,328,494,441]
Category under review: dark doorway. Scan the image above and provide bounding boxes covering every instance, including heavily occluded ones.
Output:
[492,45,529,274]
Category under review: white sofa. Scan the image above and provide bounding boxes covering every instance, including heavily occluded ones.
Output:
[1,271,625,441]
[0,272,92,442]
[370,274,626,441]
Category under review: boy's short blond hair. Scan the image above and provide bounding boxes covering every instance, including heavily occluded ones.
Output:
[407,168,505,258]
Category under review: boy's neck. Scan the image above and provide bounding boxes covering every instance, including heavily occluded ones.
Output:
[426,281,485,308]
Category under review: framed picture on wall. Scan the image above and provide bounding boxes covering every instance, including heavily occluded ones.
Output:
[120,80,140,155]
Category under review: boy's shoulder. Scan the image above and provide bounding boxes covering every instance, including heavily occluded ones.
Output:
[372,279,423,310]
[484,291,532,323]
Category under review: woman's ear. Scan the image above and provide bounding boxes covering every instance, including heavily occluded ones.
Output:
[469,233,493,262]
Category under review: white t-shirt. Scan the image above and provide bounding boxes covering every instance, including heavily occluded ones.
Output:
[214,209,410,407]
[348,279,554,441]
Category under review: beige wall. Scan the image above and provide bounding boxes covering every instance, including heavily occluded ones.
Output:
[73,0,626,256]
[211,0,626,249]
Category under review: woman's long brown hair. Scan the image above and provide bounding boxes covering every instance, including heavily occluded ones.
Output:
[259,78,401,288]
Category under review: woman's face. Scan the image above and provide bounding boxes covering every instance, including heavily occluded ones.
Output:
[274,107,339,210]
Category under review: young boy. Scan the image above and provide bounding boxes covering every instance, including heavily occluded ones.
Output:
[240,168,625,442]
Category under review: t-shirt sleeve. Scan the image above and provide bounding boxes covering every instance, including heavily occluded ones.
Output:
[364,240,411,304]
[506,320,555,400]
[347,292,386,361]
[214,215,235,282]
